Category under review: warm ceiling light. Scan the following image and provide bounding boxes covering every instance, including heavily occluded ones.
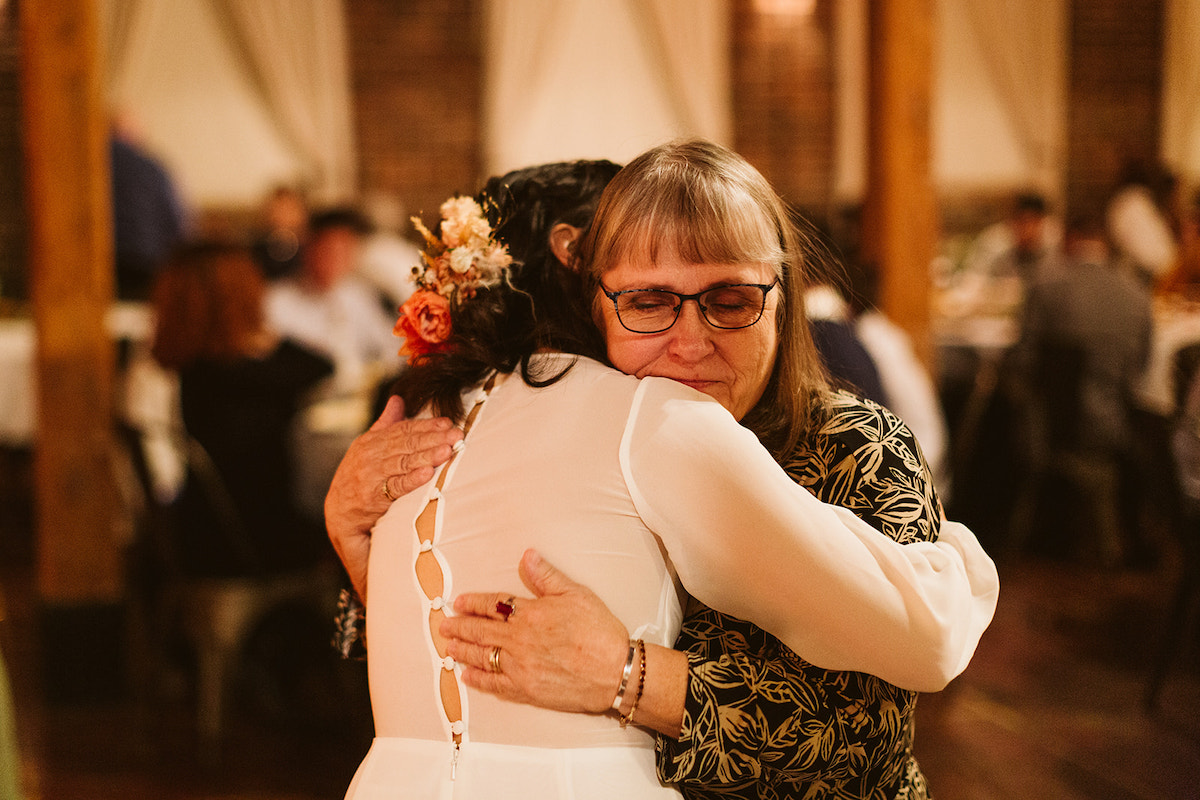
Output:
[754,0,816,15]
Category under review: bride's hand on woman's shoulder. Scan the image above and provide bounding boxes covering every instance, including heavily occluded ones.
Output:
[325,394,463,599]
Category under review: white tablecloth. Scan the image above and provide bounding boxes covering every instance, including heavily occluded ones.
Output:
[0,304,174,450]
[1134,301,1200,417]
[0,318,36,446]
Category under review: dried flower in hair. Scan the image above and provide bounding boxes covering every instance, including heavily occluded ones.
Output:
[394,195,513,359]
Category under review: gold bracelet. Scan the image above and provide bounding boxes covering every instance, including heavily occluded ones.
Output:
[619,639,646,728]
[611,640,637,710]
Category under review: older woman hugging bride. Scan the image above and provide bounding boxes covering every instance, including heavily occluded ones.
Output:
[329,141,998,800]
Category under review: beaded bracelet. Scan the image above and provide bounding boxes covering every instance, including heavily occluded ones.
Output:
[619,639,646,728]
[332,587,367,661]
[611,640,637,710]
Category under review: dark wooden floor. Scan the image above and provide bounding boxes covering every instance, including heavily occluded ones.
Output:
[5,557,1199,799]
[2,443,1200,799]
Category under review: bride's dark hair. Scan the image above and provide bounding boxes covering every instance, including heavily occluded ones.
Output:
[395,159,621,422]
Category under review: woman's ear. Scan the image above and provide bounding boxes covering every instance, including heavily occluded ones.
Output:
[549,223,583,268]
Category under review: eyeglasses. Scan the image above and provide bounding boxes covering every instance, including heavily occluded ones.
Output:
[601,281,779,334]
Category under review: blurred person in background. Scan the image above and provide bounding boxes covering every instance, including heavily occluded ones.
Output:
[1012,215,1153,565]
[803,280,890,407]
[953,191,1063,317]
[1107,158,1179,286]
[265,207,402,522]
[846,260,951,498]
[251,185,309,281]
[355,189,423,308]
[110,109,191,301]
[151,242,333,577]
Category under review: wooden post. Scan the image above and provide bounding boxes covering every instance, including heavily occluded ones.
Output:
[861,0,937,369]
[20,0,124,698]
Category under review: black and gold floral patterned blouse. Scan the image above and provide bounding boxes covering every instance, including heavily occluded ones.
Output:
[655,391,942,800]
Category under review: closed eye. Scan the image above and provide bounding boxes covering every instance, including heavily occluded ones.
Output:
[703,288,759,310]
[622,291,678,312]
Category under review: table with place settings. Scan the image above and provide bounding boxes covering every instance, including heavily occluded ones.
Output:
[0,304,185,500]
[1134,297,1200,418]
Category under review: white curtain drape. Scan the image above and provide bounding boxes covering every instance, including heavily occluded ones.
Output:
[102,0,357,204]
[1163,0,1200,179]
[958,0,1069,197]
[207,0,357,202]
[625,0,731,140]
[483,0,731,175]
[482,0,565,172]
[104,0,168,106]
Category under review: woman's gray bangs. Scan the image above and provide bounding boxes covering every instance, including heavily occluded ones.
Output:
[605,175,784,270]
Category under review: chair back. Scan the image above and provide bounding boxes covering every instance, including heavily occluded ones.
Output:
[1032,339,1088,452]
[180,436,261,573]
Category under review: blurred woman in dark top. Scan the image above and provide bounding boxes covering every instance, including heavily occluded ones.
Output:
[151,242,334,576]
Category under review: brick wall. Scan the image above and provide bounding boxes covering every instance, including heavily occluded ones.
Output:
[345,0,484,227]
[344,0,840,232]
[727,0,1174,278]
[731,0,836,224]
[0,0,27,301]
[1066,0,1166,223]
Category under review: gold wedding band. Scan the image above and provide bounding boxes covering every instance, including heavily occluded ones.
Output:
[381,476,397,501]
[487,645,502,673]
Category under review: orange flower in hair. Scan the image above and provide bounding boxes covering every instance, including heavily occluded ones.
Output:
[395,290,453,363]
[394,196,513,360]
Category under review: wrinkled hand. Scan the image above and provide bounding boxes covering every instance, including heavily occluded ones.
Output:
[324,395,463,599]
[442,549,630,713]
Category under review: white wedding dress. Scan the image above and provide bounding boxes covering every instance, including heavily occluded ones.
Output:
[345,353,997,800]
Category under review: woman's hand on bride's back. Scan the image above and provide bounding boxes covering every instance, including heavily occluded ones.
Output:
[442,549,630,714]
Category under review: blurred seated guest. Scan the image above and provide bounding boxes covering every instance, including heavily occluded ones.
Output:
[805,282,889,406]
[1107,158,1179,286]
[1017,215,1152,454]
[251,185,309,281]
[1013,215,1153,563]
[151,242,333,577]
[110,110,190,300]
[1156,189,1200,301]
[1173,367,1200,506]
[266,207,399,378]
[847,260,951,497]
[265,207,402,520]
[355,189,423,308]
[953,191,1063,316]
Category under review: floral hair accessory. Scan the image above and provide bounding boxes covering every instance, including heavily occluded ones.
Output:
[394,196,513,362]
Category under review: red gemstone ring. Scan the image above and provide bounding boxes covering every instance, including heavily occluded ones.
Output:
[496,596,516,621]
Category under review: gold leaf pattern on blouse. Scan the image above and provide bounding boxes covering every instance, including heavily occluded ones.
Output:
[656,392,939,800]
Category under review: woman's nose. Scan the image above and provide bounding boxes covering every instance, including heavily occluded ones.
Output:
[667,301,716,360]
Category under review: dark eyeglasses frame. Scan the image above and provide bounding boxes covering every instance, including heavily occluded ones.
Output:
[600,280,779,334]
